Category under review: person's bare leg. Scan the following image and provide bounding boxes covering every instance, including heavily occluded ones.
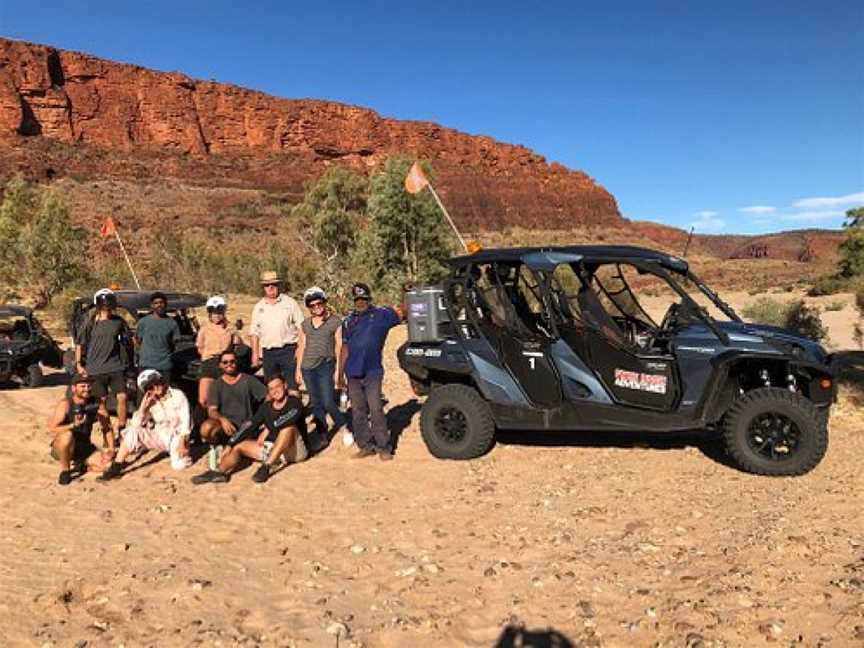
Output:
[198,378,213,410]
[267,428,297,467]
[116,392,128,429]
[53,430,74,472]
[199,418,222,445]
[217,442,254,474]
[85,450,110,475]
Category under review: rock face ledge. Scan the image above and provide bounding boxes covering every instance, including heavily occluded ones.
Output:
[0,38,623,231]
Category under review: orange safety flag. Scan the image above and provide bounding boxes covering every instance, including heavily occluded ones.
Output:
[100,216,116,238]
[404,161,429,194]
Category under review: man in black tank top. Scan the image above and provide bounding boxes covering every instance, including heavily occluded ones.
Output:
[192,374,308,485]
[48,375,114,485]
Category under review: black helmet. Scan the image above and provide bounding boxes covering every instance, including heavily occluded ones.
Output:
[93,288,117,309]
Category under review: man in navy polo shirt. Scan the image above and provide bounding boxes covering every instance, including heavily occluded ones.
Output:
[340,282,401,460]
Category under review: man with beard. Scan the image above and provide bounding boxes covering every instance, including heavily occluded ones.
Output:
[47,374,114,485]
[192,374,307,484]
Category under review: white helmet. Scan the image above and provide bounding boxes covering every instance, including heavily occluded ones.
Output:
[137,369,163,391]
[304,286,327,307]
[206,295,227,311]
[93,288,117,307]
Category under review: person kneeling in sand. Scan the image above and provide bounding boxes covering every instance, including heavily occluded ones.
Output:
[48,374,114,485]
[192,374,308,485]
[100,369,191,479]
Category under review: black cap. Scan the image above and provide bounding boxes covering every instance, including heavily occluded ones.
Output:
[351,283,372,300]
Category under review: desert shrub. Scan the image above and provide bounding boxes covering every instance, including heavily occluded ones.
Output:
[742,297,827,342]
[741,297,789,328]
[0,176,89,307]
[784,301,828,343]
[824,300,845,312]
[808,275,851,296]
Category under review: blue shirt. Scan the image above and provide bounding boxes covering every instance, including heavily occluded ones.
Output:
[342,306,401,378]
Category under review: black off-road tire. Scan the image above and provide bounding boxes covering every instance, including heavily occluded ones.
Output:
[23,363,44,388]
[420,384,496,460]
[722,387,827,476]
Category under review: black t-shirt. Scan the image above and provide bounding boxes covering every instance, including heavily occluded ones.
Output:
[249,396,303,442]
[207,374,266,427]
[78,316,129,375]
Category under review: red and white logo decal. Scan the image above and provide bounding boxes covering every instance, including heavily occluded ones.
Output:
[614,369,668,394]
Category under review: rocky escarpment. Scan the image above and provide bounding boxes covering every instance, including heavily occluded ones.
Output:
[0,38,622,232]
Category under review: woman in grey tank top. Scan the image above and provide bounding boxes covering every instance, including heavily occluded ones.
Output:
[296,287,345,444]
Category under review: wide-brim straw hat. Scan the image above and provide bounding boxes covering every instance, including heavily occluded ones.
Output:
[260,271,281,285]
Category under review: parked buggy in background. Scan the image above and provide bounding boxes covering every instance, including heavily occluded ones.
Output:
[66,290,252,405]
[399,245,858,477]
[0,305,65,388]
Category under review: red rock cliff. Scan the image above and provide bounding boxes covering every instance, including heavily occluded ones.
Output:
[0,38,623,231]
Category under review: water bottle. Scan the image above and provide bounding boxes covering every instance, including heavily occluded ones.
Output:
[208,445,219,471]
[339,390,349,414]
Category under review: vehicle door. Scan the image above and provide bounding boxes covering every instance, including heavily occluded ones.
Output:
[569,262,680,411]
[468,262,562,408]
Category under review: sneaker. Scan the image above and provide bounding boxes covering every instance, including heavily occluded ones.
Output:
[58,470,72,486]
[98,461,122,481]
[191,470,229,485]
[352,448,376,459]
[252,464,271,483]
[378,450,394,462]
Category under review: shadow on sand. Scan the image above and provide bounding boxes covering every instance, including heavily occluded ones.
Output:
[494,625,576,648]
[386,398,421,452]
[496,426,737,471]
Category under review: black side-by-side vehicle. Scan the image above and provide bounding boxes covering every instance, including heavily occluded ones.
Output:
[399,245,858,476]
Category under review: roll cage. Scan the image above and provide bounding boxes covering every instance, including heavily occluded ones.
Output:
[445,248,739,349]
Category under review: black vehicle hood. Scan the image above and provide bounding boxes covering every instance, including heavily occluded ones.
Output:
[675,320,829,365]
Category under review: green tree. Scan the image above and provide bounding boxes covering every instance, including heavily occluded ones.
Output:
[19,192,89,307]
[0,177,88,306]
[840,206,864,277]
[364,157,453,292]
[288,166,366,264]
[0,175,38,293]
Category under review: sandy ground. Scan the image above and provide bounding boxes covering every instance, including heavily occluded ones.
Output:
[1,294,862,647]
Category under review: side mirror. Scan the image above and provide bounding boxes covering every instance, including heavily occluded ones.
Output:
[235,319,244,331]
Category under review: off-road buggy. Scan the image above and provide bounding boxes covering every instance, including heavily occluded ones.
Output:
[68,290,208,386]
[0,305,64,387]
[399,245,852,476]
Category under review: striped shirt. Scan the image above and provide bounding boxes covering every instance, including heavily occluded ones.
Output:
[300,315,342,369]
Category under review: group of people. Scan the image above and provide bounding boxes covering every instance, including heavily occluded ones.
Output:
[49,272,402,486]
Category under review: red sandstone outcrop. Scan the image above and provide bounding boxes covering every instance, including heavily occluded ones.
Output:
[0,38,621,231]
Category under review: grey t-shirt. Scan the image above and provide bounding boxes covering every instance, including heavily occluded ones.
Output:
[137,314,180,372]
[78,317,128,376]
[207,374,267,427]
[300,315,342,369]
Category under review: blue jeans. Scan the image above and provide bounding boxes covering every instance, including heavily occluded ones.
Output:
[301,358,343,438]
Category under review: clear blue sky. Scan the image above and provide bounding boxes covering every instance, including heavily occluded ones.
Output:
[2,0,862,235]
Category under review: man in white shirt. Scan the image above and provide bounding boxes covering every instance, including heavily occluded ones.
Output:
[250,271,305,389]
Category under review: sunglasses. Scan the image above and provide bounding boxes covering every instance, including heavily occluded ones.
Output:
[309,301,325,308]
[220,359,237,366]
[207,307,226,313]
[263,283,279,288]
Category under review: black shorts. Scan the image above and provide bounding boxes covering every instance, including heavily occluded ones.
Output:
[90,371,127,399]
[200,357,221,380]
[50,436,98,464]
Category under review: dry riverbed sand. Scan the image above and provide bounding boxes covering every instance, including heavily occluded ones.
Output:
[1,295,862,647]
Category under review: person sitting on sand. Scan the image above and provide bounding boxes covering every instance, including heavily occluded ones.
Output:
[192,374,308,484]
[199,349,267,467]
[100,369,191,480]
[47,374,114,485]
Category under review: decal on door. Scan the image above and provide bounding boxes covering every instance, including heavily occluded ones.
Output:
[614,368,668,394]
